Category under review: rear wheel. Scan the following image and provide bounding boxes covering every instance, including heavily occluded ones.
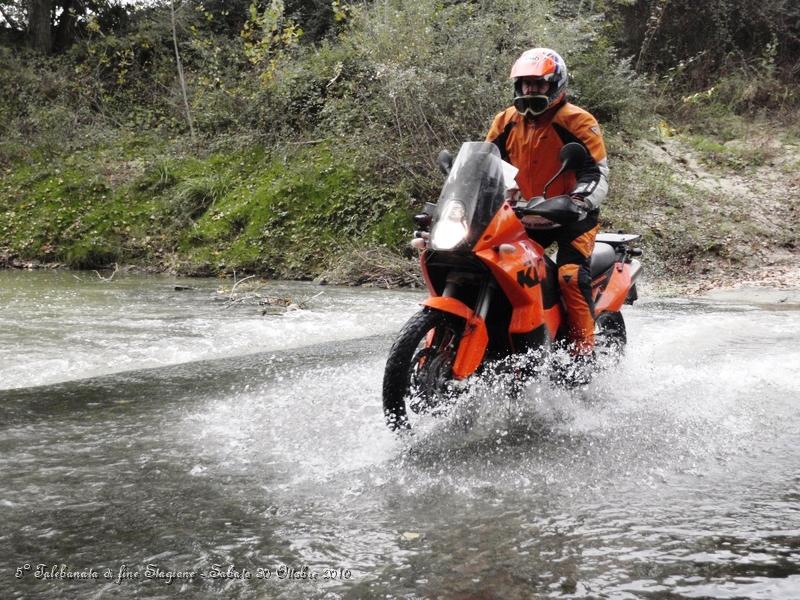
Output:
[593,311,626,366]
[382,308,463,430]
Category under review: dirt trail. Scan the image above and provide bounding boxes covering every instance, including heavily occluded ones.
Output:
[634,130,800,295]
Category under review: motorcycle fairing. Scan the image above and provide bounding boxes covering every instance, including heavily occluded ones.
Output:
[595,261,638,313]
[472,202,524,249]
[472,200,563,341]
[421,296,488,379]
[477,249,563,340]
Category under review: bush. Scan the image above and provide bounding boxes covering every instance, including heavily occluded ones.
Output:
[0,0,665,277]
[609,0,800,105]
[293,0,652,201]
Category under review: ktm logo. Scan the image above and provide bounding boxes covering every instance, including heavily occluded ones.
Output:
[516,266,539,288]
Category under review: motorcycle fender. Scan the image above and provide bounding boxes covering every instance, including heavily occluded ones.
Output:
[420,297,488,380]
[595,263,633,313]
[422,296,474,321]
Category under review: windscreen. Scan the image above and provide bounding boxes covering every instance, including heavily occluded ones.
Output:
[430,142,506,250]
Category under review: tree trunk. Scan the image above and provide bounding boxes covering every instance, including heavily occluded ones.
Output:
[28,0,52,53]
[54,0,80,52]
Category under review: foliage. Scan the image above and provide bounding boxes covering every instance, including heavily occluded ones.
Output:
[0,134,411,276]
[175,143,412,277]
[607,0,800,96]
[3,0,794,280]
[240,0,302,82]
[276,0,653,201]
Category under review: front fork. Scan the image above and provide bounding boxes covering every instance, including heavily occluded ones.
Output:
[474,279,494,321]
[442,276,495,319]
[424,275,494,379]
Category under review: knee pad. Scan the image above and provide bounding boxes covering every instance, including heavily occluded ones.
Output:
[557,263,584,291]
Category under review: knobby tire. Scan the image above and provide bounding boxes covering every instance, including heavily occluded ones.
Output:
[382,308,459,431]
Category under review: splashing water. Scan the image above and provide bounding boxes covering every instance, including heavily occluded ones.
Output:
[2,272,799,599]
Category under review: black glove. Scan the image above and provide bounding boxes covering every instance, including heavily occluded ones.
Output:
[570,195,589,209]
[570,195,589,221]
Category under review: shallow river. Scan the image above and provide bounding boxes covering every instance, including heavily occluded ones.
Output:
[1,271,799,599]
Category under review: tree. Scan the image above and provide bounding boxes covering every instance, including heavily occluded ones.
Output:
[27,0,51,52]
[0,1,124,53]
[170,0,195,140]
[609,0,800,82]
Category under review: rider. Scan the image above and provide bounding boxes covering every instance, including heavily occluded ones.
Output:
[485,47,609,362]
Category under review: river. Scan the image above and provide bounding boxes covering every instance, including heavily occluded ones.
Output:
[1,270,799,599]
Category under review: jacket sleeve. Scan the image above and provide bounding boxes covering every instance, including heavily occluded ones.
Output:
[557,111,609,210]
[485,111,513,163]
[485,113,503,142]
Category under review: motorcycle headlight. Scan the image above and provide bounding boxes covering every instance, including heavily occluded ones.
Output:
[430,201,468,250]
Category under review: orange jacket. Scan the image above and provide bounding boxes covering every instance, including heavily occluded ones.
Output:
[485,102,609,209]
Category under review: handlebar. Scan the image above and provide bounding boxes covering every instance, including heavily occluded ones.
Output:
[513,195,587,225]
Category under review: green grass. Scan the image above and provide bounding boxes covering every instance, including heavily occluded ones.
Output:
[176,144,412,277]
[0,134,413,277]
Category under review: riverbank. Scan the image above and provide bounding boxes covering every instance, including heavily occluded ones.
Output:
[4,246,799,301]
[3,0,798,302]
[0,135,413,279]
[1,120,797,291]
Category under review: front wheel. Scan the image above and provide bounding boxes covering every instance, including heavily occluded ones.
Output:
[593,311,627,366]
[382,308,463,431]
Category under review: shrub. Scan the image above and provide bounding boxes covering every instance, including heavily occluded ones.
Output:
[609,0,800,104]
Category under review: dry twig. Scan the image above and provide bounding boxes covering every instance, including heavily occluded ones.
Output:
[229,274,256,299]
[93,263,119,282]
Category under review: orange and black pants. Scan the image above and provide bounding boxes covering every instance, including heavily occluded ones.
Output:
[528,212,599,356]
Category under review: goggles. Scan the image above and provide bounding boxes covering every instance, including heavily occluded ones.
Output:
[513,94,550,118]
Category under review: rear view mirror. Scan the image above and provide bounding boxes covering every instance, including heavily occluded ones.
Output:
[542,143,591,197]
[437,149,454,175]
[559,142,588,170]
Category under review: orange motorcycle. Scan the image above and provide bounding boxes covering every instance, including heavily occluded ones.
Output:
[382,141,642,430]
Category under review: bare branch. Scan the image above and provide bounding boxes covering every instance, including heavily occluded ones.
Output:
[170,0,195,141]
[93,263,119,282]
[0,3,21,31]
[229,274,256,300]
[288,139,326,146]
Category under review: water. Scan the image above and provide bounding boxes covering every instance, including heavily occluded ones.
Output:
[1,271,799,599]
[0,271,418,390]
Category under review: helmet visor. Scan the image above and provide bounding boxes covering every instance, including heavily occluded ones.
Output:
[513,94,549,117]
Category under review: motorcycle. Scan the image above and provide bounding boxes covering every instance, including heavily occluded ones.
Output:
[382,141,642,431]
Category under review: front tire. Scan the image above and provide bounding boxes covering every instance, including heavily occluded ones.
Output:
[382,308,463,431]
